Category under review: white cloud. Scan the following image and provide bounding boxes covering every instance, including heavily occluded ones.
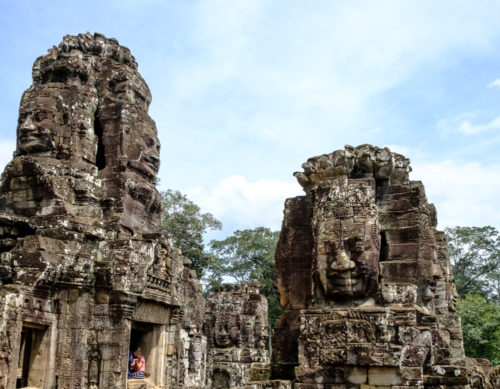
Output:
[457,116,500,135]
[183,158,500,239]
[436,112,500,135]
[155,0,500,155]
[488,78,500,88]
[186,175,302,232]
[412,160,500,230]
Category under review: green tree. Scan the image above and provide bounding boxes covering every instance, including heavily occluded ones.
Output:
[445,226,500,301]
[209,227,283,327]
[456,294,500,364]
[160,189,222,278]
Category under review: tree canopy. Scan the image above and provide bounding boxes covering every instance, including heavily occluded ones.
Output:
[208,228,279,286]
[208,227,283,327]
[159,191,282,327]
[445,225,500,365]
[456,294,500,365]
[445,226,499,302]
[160,189,222,278]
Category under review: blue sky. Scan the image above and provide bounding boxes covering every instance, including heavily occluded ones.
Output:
[0,0,499,239]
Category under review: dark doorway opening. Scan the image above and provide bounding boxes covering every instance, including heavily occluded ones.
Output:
[213,369,230,389]
[16,324,48,388]
[376,178,389,201]
[129,322,155,379]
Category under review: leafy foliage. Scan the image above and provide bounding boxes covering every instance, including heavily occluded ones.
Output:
[160,190,222,278]
[159,190,283,326]
[456,294,500,365]
[446,226,500,364]
[209,228,279,284]
[208,228,283,327]
[446,226,500,302]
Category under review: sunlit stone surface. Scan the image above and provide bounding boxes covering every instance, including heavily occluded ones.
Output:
[272,145,498,389]
[0,33,205,389]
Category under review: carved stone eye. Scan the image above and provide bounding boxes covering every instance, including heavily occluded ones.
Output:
[145,138,155,148]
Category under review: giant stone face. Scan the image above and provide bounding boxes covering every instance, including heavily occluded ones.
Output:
[313,178,380,305]
[125,121,160,181]
[17,95,58,155]
[7,32,161,236]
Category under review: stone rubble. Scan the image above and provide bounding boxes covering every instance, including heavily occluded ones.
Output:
[0,34,497,389]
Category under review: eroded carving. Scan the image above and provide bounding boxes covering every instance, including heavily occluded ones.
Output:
[272,145,496,388]
[205,283,270,388]
[0,33,205,389]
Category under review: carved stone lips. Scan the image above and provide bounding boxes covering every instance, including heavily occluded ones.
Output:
[20,134,47,142]
[216,335,232,347]
[142,153,159,167]
[129,152,160,178]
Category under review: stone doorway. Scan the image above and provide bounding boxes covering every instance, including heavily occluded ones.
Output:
[16,324,48,388]
[129,321,167,385]
[130,322,154,378]
[212,369,231,389]
[129,301,171,388]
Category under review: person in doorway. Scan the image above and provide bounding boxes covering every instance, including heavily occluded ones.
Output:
[129,347,146,379]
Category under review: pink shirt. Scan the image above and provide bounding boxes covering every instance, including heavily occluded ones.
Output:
[133,356,145,372]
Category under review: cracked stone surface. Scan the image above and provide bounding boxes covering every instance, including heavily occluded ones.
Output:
[204,283,270,388]
[0,33,205,389]
[0,33,497,389]
[272,145,498,389]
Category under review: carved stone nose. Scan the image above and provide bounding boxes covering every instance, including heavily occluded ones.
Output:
[330,250,355,271]
[20,115,36,131]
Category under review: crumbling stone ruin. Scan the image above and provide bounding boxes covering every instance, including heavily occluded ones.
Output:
[272,144,499,389]
[0,33,206,389]
[0,33,498,389]
[204,283,270,388]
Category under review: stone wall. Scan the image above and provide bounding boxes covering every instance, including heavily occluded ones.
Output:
[0,33,205,389]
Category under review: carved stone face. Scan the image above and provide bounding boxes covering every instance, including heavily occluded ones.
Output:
[126,123,160,181]
[324,242,356,298]
[122,180,162,234]
[314,181,380,304]
[214,320,238,348]
[318,220,379,301]
[254,319,268,348]
[17,96,57,155]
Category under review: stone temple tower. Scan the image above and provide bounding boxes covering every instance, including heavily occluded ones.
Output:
[271,145,499,389]
[0,33,206,389]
